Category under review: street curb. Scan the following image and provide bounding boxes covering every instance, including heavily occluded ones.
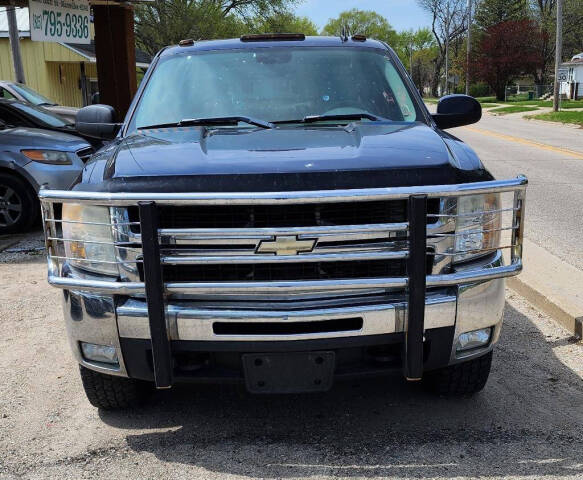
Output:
[506,239,583,340]
[507,277,582,339]
[0,235,24,253]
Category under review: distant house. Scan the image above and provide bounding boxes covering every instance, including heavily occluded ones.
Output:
[0,7,150,108]
[559,53,583,100]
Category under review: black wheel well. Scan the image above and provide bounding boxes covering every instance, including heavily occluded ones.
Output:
[0,166,41,231]
[0,167,38,196]
[0,167,61,222]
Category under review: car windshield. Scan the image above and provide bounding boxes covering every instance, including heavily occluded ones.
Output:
[10,83,56,106]
[11,102,69,127]
[131,46,419,130]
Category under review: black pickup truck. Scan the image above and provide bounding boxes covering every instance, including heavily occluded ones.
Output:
[39,34,526,409]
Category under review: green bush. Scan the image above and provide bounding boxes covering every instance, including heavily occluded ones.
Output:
[469,83,491,98]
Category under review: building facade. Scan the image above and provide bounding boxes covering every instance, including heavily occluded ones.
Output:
[0,7,149,108]
[560,54,583,100]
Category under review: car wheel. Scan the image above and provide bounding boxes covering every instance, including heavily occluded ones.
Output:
[423,350,493,397]
[0,173,38,234]
[79,365,152,410]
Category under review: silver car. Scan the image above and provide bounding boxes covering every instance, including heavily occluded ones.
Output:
[0,123,92,233]
[0,81,79,123]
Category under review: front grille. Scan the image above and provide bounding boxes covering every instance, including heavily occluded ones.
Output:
[128,198,440,286]
[139,256,434,283]
[128,199,440,231]
[75,147,94,163]
[161,260,405,282]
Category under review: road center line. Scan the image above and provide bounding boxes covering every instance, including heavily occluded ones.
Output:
[463,126,583,160]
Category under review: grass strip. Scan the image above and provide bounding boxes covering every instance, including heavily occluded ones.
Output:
[525,111,583,127]
[489,106,540,115]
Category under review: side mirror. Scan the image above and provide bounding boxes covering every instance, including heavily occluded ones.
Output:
[431,94,481,129]
[76,104,121,140]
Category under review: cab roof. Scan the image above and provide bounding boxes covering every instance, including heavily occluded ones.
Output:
[160,35,389,57]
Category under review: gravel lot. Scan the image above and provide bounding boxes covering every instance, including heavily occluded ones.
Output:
[1,233,582,479]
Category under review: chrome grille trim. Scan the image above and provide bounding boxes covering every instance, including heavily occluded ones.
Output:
[150,222,409,245]
[44,263,521,295]
[39,176,527,205]
[39,175,527,296]
[160,251,409,265]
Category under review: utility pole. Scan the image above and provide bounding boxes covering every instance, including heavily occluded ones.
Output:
[465,0,471,95]
[409,40,413,74]
[553,0,563,112]
[445,1,450,95]
[7,5,25,84]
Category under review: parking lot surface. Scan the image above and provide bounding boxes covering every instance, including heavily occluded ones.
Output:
[1,237,582,479]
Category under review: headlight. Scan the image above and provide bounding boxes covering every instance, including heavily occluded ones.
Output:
[21,150,72,165]
[454,193,501,263]
[62,204,118,276]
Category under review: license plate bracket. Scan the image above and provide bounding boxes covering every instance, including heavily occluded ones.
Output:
[242,351,335,394]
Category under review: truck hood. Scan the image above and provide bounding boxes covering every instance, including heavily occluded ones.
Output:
[82,122,492,192]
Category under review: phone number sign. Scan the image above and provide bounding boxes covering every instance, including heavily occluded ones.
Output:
[29,0,90,44]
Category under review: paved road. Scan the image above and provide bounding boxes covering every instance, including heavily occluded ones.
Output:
[1,248,582,479]
[450,112,583,271]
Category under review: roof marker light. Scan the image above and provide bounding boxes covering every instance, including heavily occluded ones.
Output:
[240,33,306,42]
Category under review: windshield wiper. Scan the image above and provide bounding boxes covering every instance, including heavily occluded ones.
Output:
[274,113,385,125]
[139,116,274,130]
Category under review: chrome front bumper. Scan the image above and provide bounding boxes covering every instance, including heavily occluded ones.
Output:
[62,252,506,378]
[41,177,526,384]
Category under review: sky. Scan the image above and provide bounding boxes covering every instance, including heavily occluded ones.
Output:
[294,0,432,33]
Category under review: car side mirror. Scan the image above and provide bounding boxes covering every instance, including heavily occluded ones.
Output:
[76,104,121,140]
[431,94,481,130]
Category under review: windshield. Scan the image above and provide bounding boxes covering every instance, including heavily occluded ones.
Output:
[131,47,419,130]
[12,102,69,127]
[10,83,56,106]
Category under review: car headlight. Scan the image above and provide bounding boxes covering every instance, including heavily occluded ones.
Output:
[62,204,118,276]
[454,193,501,263]
[21,150,72,165]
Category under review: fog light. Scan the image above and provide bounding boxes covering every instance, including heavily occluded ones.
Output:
[81,342,119,365]
[456,328,492,353]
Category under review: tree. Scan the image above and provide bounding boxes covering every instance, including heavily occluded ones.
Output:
[246,12,318,35]
[529,0,583,84]
[471,19,543,100]
[395,28,435,70]
[474,0,530,30]
[134,0,300,55]
[562,0,583,60]
[321,9,397,45]
[416,0,469,96]
[392,28,437,94]
[410,44,441,95]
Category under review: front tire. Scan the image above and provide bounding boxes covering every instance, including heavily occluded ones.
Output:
[79,365,152,410]
[423,350,493,396]
[0,173,38,234]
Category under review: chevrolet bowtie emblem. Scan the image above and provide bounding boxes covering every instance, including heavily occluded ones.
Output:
[256,236,317,256]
